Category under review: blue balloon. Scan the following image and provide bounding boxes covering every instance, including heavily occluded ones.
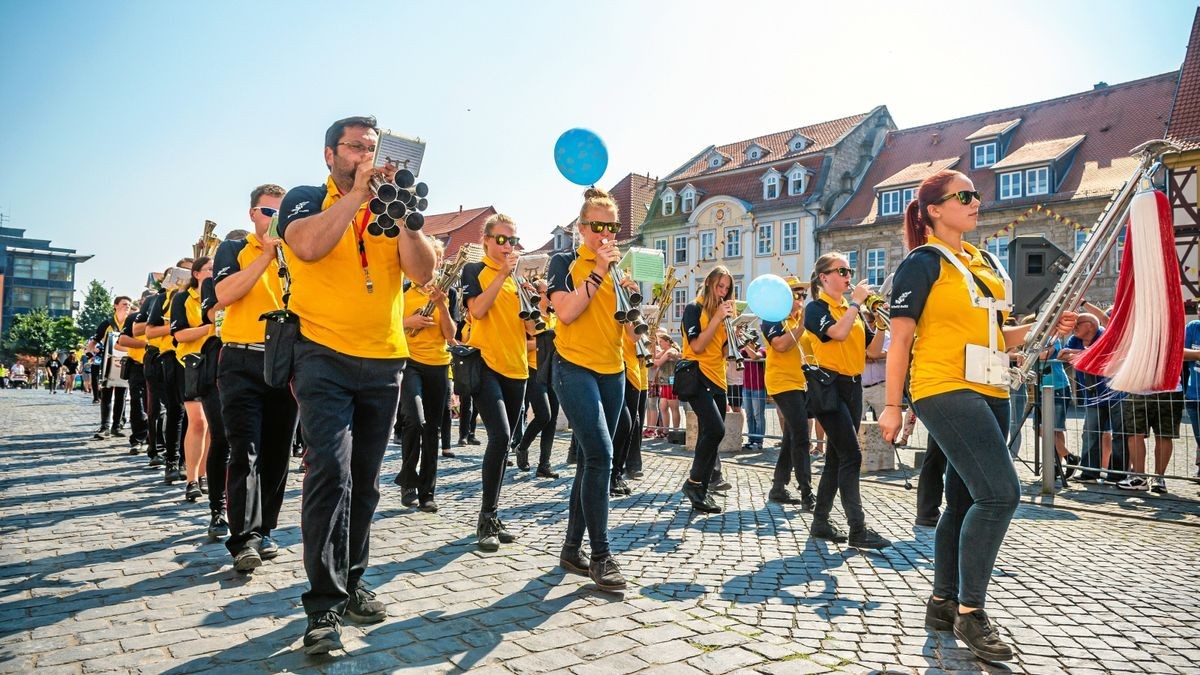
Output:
[747,274,793,322]
[554,128,608,186]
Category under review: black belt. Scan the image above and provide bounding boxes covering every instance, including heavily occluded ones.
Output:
[223,342,265,352]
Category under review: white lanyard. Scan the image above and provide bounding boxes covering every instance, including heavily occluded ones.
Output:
[914,243,1011,352]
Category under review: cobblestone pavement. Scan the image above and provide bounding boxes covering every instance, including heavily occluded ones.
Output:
[2,391,1198,674]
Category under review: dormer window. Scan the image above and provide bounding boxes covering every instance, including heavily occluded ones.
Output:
[901,187,917,209]
[879,190,902,216]
[973,142,998,168]
[661,189,676,216]
[708,152,726,168]
[761,169,781,200]
[745,143,767,162]
[749,149,759,159]
[1026,166,1050,195]
[787,133,810,153]
[680,185,697,213]
[787,164,809,196]
[999,171,1022,200]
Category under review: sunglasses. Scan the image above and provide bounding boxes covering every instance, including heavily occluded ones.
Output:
[488,234,520,246]
[253,206,278,217]
[821,267,852,277]
[582,221,621,234]
[934,190,982,206]
[792,291,808,300]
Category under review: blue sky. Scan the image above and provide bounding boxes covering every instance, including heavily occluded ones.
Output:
[1,0,1195,300]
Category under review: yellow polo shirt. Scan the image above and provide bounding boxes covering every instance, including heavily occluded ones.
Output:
[170,288,215,365]
[277,177,409,359]
[463,256,529,380]
[890,235,1010,401]
[212,233,284,345]
[546,246,623,375]
[682,303,728,389]
[404,283,451,367]
[623,332,648,391]
[803,290,869,377]
[761,314,808,395]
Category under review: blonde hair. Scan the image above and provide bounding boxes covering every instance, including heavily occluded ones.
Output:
[578,187,620,223]
[483,213,516,238]
[810,252,848,293]
[697,265,733,318]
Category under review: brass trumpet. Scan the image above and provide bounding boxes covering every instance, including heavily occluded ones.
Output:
[724,304,744,371]
[192,220,220,259]
[407,244,483,337]
[643,266,679,366]
[862,293,890,331]
[512,261,545,331]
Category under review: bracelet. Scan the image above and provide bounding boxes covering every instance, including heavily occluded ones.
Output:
[587,272,603,286]
[848,302,860,310]
[885,403,903,408]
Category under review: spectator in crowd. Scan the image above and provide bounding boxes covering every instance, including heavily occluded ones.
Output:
[741,340,767,451]
[653,331,681,439]
[1116,389,1183,493]
[1033,336,1078,479]
[63,351,79,393]
[45,352,63,394]
[1059,313,1113,482]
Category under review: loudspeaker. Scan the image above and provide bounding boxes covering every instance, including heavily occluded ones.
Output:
[1008,235,1071,316]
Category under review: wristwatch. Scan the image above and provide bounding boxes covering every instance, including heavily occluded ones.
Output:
[848,302,860,310]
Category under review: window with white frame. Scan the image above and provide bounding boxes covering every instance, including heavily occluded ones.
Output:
[901,187,917,209]
[866,248,887,286]
[1025,166,1049,196]
[973,142,997,168]
[748,148,760,160]
[1114,230,1126,272]
[662,191,675,216]
[846,250,858,277]
[1074,229,1088,252]
[681,188,696,213]
[781,220,799,254]
[984,236,1009,271]
[999,171,1022,199]
[763,173,780,200]
[699,230,715,260]
[725,229,741,258]
[756,223,774,256]
[733,277,743,300]
[710,155,722,168]
[673,288,688,321]
[654,238,667,256]
[788,168,807,195]
[880,190,901,216]
[790,137,807,152]
[673,234,688,265]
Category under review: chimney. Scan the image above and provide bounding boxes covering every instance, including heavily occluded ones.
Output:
[1093,81,1109,90]
[458,205,463,213]
[931,132,941,145]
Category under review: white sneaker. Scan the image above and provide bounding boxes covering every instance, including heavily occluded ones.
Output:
[1150,477,1167,493]
[1116,476,1149,491]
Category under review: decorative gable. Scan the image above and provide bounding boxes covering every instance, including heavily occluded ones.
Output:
[760,169,782,200]
[680,184,699,212]
[786,133,811,153]
[786,163,811,195]
[744,143,769,162]
[706,150,730,169]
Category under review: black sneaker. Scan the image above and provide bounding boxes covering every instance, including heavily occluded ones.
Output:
[476,516,500,552]
[616,477,632,495]
[800,491,816,512]
[925,596,957,631]
[418,499,438,513]
[536,467,560,479]
[953,609,1014,662]
[1063,454,1080,480]
[128,445,140,456]
[849,527,891,550]
[700,494,722,513]
[198,476,208,495]
[234,546,262,573]
[401,488,419,507]
[681,481,711,512]
[609,479,623,498]
[467,435,482,446]
[626,469,644,480]
[165,462,182,485]
[345,586,387,624]
[710,478,732,492]
[185,482,202,502]
[495,518,516,544]
[515,448,530,471]
[589,555,627,592]
[207,512,229,540]
[441,449,456,458]
[303,611,342,655]
[457,437,469,447]
[93,428,108,440]
[258,536,280,560]
[559,545,591,576]
[148,455,165,469]
[110,429,126,438]
[810,518,848,543]
[769,486,802,504]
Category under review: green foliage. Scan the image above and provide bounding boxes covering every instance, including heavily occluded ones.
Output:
[77,280,113,336]
[3,308,56,357]
[50,315,83,352]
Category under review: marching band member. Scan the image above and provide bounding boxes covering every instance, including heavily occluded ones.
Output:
[212,184,298,572]
[760,277,815,510]
[679,266,735,514]
[880,170,1075,662]
[611,326,647,496]
[277,116,436,655]
[545,187,631,591]
[462,214,530,551]
[803,252,890,549]
[169,258,217,503]
[513,285,561,479]
[394,238,456,513]
[143,261,191,483]
[117,294,150,454]
[88,296,132,441]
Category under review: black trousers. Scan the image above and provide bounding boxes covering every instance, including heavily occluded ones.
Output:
[91,363,102,402]
[294,338,404,615]
[144,355,167,459]
[772,389,812,491]
[477,365,526,518]
[812,375,866,530]
[162,357,185,465]
[220,348,297,554]
[440,399,451,450]
[612,379,646,478]
[99,386,127,433]
[397,361,449,500]
[687,374,727,491]
[917,436,947,521]
[458,394,479,440]
[515,368,559,470]
[201,383,229,513]
[126,362,149,446]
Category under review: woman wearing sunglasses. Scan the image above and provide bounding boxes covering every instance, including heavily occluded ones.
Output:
[804,253,889,548]
[545,188,634,591]
[462,214,531,551]
[880,170,1075,662]
[679,265,737,514]
[761,277,816,510]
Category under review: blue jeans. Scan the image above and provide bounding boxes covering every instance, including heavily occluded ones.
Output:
[1008,382,1028,453]
[1188,399,1200,467]
[553,355,624,558]
[914,390,1019,609]
[743,387,766,445]
[1077,402,1112,480]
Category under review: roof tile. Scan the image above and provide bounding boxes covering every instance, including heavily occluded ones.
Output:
[1167,9,1200,150]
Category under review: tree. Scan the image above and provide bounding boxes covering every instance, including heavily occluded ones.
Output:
[3,308,55,357]
[78,280,113,338]
[50,315,83,352]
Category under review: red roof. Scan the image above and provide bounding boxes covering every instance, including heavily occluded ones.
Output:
[828,73,1177,229]
[528,172,657,252]
[1168,9,1200,150]
[667,111,873,182]
[421,205,496,255]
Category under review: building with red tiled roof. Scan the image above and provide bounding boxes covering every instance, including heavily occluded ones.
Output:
[529,173,658,255]
[421,205,497,257]
[636,108,895,320]
[822,72,1178,307]
[1166,8,1200,310]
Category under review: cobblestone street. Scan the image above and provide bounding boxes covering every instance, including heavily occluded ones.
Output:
[2,390,1198,674]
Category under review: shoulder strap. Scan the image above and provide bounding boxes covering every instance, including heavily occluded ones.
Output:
[913,243,1010,352]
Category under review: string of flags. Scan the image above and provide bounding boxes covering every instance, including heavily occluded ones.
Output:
[982,203,1092,244]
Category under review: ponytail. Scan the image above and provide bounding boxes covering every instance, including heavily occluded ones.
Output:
[906,169,966,251]
[904,199,927,251]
